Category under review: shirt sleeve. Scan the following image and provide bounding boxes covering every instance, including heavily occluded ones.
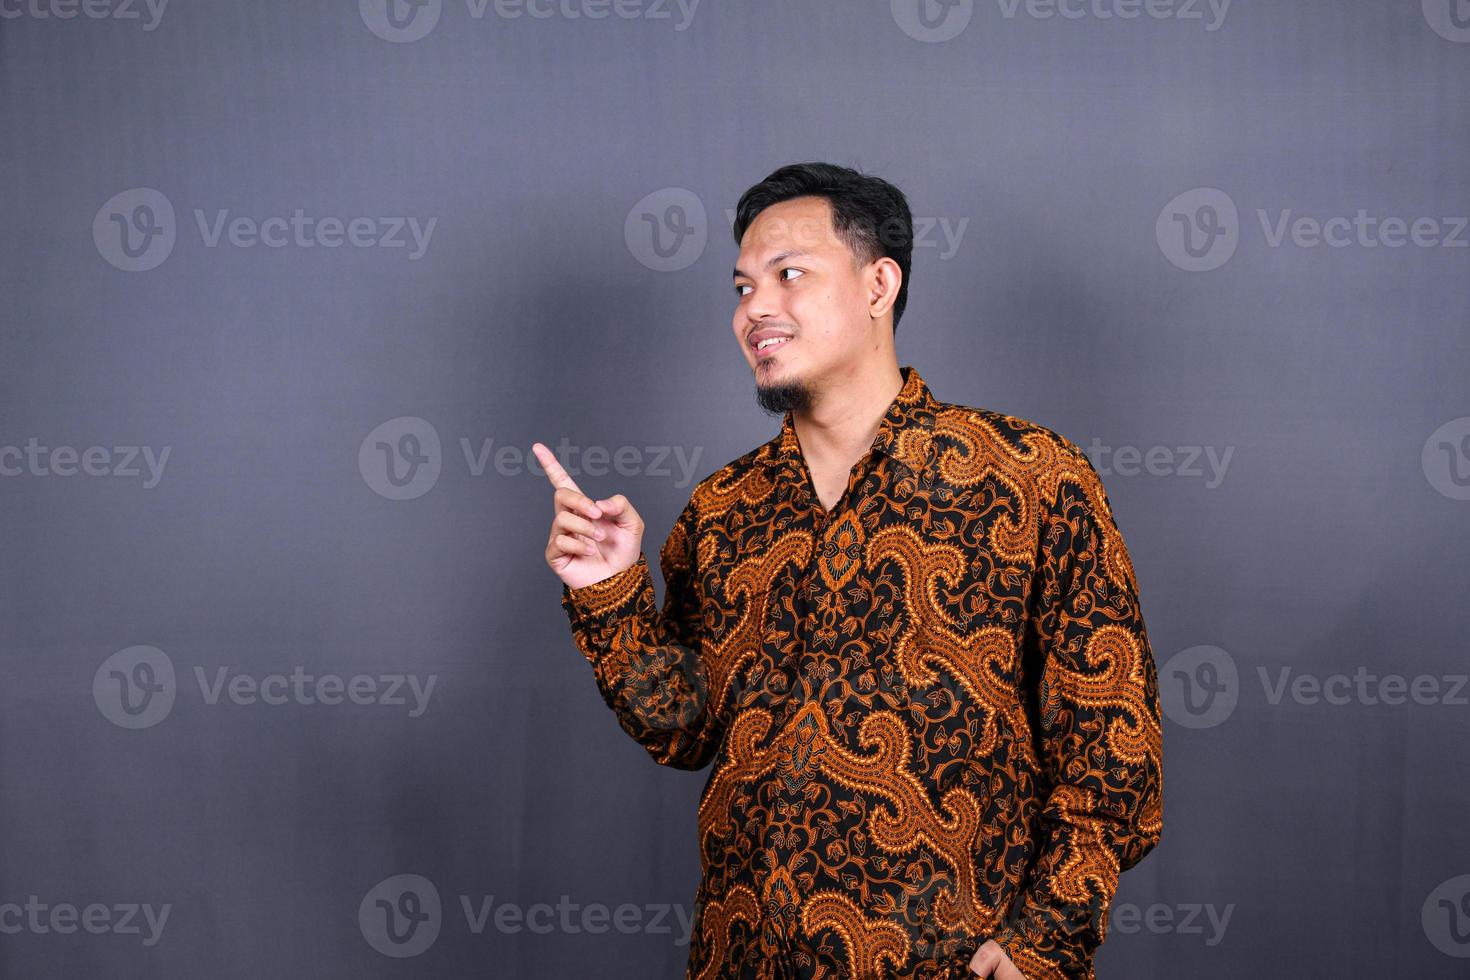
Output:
[559,496,723,771]
[970,442,1165,979]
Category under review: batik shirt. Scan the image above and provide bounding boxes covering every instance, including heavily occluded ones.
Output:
[560,365,1163,980]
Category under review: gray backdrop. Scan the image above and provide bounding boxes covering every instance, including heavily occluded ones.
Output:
[2,0,1468,976]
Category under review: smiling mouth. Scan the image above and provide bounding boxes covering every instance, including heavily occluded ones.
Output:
[753,336,793,357]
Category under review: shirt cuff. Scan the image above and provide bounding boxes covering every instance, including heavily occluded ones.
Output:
[559,555,655,659]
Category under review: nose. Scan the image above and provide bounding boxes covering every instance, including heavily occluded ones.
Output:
[742,282,782,326]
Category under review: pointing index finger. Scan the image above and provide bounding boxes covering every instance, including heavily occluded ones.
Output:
[532,442,584,494]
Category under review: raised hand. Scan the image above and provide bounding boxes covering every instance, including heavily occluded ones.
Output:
[533,441,645,590]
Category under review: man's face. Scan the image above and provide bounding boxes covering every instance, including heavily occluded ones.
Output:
[731,196,876,412]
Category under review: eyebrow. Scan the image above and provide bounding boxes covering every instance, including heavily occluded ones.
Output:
[733,249,811,280]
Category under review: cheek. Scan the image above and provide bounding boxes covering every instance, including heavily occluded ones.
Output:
[797,287,848,319]
[793,292,845,334]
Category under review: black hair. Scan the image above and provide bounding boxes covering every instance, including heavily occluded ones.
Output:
[732,161,913,332]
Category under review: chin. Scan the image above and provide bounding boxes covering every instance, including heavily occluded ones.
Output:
[755,360,794,385]
[757,350,797,372]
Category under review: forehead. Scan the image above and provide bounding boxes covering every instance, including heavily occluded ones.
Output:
[737,195,846,260]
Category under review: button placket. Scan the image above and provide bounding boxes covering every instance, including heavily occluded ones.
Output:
[761,482,812,716]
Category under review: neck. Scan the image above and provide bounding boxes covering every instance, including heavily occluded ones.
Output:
[791,359,905,471]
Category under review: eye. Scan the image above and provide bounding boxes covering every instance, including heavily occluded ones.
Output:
[735,269,803,297]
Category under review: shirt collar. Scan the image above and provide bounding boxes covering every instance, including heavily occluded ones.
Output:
[766,364,942,486]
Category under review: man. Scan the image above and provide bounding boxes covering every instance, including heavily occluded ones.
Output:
[536,162,1163,979]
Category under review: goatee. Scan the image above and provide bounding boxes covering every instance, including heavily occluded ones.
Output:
[756,374,814,416]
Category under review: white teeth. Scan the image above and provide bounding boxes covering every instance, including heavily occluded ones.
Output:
[756,336,790,350]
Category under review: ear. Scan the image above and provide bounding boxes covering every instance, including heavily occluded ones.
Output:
[865,256,903,321]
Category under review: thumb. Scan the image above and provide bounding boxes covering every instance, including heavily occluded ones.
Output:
[967,945,1001,977]
[593,494,640,529]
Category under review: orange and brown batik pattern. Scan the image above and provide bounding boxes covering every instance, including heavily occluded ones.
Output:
[561,365,1163,980]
